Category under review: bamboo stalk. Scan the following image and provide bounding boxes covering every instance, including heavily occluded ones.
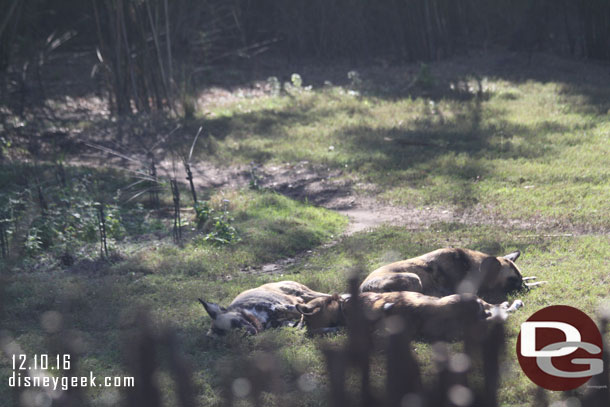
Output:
[145,0,171,109]
[0,0,19,39]
[164,0,173,96]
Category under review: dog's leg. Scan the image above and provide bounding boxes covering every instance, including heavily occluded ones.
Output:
[292,314,305,329]
[482,298,523,321]
[497,299,524,313]
[506,299,524,313]
[525,281,547,288]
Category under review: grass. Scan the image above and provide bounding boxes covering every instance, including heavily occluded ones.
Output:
[0,187,346,406]
[1,53,609,406]
[196,65,610,230]
[2,223,608,406]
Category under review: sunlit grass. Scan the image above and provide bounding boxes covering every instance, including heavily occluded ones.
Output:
[200,69,609,229]
[2,222,608,406]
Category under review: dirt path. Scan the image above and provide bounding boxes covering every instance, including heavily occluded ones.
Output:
[79,145,601,238]
[169,159,591,235]
[147,159,590,276]
[73,148,600,276]
[158,159,464,234]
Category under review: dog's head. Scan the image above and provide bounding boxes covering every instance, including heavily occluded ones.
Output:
[296,294,346,331]
[199,299,261,336]
[478,251,524,296]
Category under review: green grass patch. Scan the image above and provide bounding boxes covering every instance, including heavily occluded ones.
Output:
[2,223,608,406]
[196,67,610,229]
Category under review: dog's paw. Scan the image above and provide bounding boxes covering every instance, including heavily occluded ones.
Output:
[487,306,508,322]
[507,299,524,313]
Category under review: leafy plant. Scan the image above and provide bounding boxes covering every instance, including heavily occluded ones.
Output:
[284,73,309,95]
[0,165,135,263]
[194,201,213,228]
[193,199,239,245]
[291,73,303,88]
[203,210,239,246]
[347,70,362,88]
[0,136,11,157]
[249,165,262,190]
[267,76,281,96]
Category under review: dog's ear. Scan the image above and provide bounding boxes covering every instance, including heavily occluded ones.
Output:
[296,303,320,316]
[503,250,520,262]
[198,299,224,320]
[480,256,501,287]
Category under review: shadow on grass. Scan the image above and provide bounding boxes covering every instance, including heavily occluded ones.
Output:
[194,90,587,207]
[5,51,607,217]
[5,222,595,406]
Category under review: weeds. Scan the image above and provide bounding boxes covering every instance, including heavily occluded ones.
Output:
[249,164,263,191]
[195,199,240,246]
[0,165,154,266]
[347,70,362,89]
[194,201,213,228]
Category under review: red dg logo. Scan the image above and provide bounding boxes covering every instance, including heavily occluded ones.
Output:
[516,305,604,391]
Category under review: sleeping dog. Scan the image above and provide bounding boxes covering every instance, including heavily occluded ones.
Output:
[360,248,540,302]
[199,281,329,336]
[296,291,523,338]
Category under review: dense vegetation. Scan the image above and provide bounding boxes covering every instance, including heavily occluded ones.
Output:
[2,0,610,116]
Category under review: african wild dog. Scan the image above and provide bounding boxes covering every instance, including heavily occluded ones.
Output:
[360,248,537,302]
[199,281,329,336]
[296,291,523,338]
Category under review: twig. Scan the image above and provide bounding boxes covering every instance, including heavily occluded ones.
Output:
[187,126,203,163]
[97,204,109,258]
[164,0,173,95]
[149,156,160,209]
[0,221,8,259]
[170,179,181,244]
[183,126,203,205]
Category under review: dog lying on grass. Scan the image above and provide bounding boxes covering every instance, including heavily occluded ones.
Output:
[199,281,329,336]
[296,291,523,338]
[360,248,541,302]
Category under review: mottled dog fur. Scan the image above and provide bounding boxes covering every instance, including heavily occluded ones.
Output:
[296,291,522,339]
[360,248,524,302]
[199,281,329,335]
